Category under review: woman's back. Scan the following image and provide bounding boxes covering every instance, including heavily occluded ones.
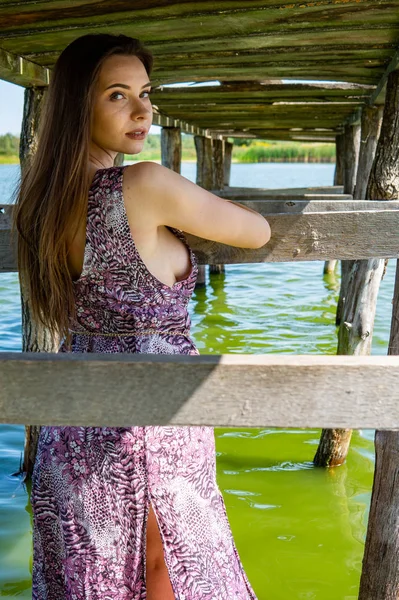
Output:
[61,164,199,354]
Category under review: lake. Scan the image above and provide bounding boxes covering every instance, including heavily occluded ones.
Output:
[0,162,393,599]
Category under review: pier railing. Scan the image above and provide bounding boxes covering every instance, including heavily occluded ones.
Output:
[2,198,399,270]
[1,191,399,428]
[1,353,399,429]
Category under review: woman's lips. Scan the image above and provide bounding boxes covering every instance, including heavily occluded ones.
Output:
[126,131,146,140]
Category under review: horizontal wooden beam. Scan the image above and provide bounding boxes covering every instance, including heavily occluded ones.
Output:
[1,353,399,428]
[367,46,399,107]
[2,201,399,271]
[0,46,49,87]
[152,81,374,99]
[222,185,345,195]
[184,201,399,263]
[343,45,399,127]
[152,109,211,138]
[214,191,352,201]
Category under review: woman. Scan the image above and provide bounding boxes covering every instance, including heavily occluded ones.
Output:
[13,33,271,600]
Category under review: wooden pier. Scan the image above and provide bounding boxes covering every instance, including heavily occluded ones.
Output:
[1,2,399,598]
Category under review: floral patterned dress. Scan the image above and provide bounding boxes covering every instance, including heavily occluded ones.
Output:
[30,165,257,600]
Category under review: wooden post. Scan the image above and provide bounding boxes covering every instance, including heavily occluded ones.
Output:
[358,70,399,599]
[337,105,384,355]
[19,86,60,479]
[212,138,224,190]
[336,122,361,326]
[333,133,345,187]
[210,137,226,275]
[323,133,344,275]
[314,106,383,468]
[161,126,181,174]
[194,135,212,190]
[224,140,233,188]
[194,135,212,286]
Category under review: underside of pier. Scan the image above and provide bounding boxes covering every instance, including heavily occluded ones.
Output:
[0,0,398,140]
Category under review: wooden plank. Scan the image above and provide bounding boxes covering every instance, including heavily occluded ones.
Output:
[0,1,397,93]
[184,208,399,263]
[2,2,397,68]
[368,47,399,107]
[0,46,49,87]
[217,130,338,142]
[153,50,395,75]
[151,82,375,103]
[152,109,210,138]
[214,192,352,201]
[3,201,399,271]
[222,186,345,195]
[24,28,398,70]
[343,45,398,127]
[1,353,399,428]
[1,0,396,38]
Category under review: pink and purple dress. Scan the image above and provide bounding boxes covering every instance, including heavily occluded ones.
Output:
[30,165,257,600]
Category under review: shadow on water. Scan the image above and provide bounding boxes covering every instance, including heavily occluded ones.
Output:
[192,268,252,354]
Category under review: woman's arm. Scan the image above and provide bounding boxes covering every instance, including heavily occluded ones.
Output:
[124,162,271,249]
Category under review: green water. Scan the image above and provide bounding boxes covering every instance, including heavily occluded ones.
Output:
[192,268,379,600]
[0,162,393,599]
[1,264,388,599]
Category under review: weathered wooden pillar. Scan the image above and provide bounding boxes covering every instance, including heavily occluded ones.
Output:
[194,135,212,189]
[333,133,345,187]
[211,138,224,190]
[359,268,399,598]
[358,71,399,599]
[336,122,361,326]
[210,137,226,275]
[194,135,212,286]
[224,140,233,188]
[19,86,60,479]
[161,126,181,174]
[359,428,399,599]
[337,106,384,357]
[314,106,383,468]
[323,133,344,275]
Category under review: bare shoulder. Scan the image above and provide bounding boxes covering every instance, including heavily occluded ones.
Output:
[122,161,186,225]
[122,161,271,249]
[123,161,174,190]
[121,161,167,226]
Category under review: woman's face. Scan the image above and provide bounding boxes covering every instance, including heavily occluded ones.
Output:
[90,54,153,163]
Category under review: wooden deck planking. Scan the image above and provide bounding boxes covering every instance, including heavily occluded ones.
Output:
[1,353,399,428]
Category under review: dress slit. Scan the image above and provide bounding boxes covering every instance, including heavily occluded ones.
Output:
[144,494,177,600]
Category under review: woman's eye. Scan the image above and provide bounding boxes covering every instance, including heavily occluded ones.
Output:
[110,91,125,100]
[109,90,152,101]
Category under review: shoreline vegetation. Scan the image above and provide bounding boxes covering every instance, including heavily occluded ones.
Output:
[0,132,336,165]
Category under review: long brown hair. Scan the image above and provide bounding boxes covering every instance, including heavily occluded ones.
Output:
[12,33,153,347]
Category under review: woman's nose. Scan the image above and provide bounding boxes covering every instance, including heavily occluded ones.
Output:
[130,98,152,119]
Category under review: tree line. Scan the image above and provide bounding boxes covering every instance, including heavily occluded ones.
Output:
[0,133,19,156]
[0,132,335,164]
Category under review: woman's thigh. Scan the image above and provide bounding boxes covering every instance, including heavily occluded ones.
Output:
[146,502,175,600]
